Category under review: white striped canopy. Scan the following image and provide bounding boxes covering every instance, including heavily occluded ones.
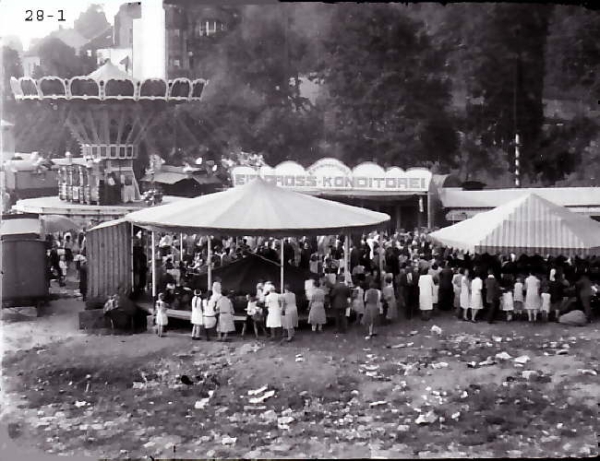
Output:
[430,193,600,256]
[124,177,390,236]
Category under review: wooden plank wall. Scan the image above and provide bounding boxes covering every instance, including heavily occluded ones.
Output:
[87,221,132,300]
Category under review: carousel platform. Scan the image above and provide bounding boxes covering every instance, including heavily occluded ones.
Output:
[13,195,186,226]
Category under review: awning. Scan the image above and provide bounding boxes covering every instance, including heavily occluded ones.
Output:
[141,172,222,186]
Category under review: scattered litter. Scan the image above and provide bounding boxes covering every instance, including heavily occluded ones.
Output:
[492,336,502,342]
[295,357,305,363]
[451,412,460,420]
[577,369,597,376]
[431,362,448,369]
[478,357,496,367]
[410,331,418,336]
[397,424,410,432]
[514,355,530,364]
[132,382,145,390]
[430,325,443,335]
[260,410,278,423]
[495,352,512,361]
[406,342,414,347]
[391,343,406,349]
[415,411,437,425]
[556,349,569,356]
[74,401,87,408]
[460,391,468,399]
[522,370,539,380]
[248,386,268,396]
[277,416,294,425]
[369,401,388,408]
[222,436,237,445]
[362,364,380,371]
[249,390,276,404]
[194,399,210,410]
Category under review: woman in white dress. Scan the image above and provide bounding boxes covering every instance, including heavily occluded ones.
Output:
[308,280,327,332]
[216,292,236,341]
[265,285,283,339]
[352,283,365,325]
[418,268,435,321]
[469,271,483,322]
[524,271,541,322]
[190,289,204,340]
[281,285,299,342]
[459,268,471,321]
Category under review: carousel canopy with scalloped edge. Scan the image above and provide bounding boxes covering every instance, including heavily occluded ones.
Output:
[10,61,207,102]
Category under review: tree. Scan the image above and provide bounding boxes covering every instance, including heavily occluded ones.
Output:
[1,46,23,118]
[36,38,95,78]
[74,4,110,40]
[167,5,322,166]
[314,4,458,169]
[463,4,553,180]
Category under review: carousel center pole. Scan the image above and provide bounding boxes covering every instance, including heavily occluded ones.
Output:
[344,233,351,285]
[151,231,157,298]
[207,235,212,291]
[179,232,183,263]
[280,238,285,293]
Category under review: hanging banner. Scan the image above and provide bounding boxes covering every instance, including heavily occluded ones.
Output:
[231,158,432,193]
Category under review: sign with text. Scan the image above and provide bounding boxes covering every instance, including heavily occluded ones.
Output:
[231,158,432,193]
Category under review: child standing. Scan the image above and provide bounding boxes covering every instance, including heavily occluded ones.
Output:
[281,285,299,342]
[154,293,169,337]
[540,280,551,323]
[190,289,204,340]
[524,271,541,322]
[352,282,365,325]
[241,294,261,339]
[513,277,524,320]
[501,286,515,322]
[202,290,216,340]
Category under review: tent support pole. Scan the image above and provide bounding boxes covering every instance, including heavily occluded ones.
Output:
[344,233,351,285]
[179,232,183,262]
[207,235,212,291]
[379,233,384,289]
[151,231,156,298]
[130,223,134,292]
[280,238,285,293]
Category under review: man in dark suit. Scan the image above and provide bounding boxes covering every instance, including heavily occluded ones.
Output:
[329,274,352,333]
[485,269,501,323]
[438,261,455,311]
[399,262,419,319]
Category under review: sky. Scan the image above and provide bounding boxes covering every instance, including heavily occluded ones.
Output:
[0,0,126,50]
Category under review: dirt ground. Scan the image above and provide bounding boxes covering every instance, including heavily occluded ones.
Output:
[1,295,599,459]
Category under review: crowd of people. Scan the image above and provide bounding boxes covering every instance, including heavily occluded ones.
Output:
[147,230,599,340]
[45,231,88,299]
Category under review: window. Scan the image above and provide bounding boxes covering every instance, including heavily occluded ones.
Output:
[194,19,222,37]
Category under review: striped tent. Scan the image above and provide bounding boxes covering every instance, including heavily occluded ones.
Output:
[430,193,600,256]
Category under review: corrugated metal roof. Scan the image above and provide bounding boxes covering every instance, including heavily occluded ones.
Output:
[439,187,600,209]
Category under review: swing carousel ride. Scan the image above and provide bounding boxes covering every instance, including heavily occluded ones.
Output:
[9,61,207,224]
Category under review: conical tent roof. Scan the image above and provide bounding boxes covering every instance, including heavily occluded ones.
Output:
[430,192,600,256]
[87,61,135,82]
[125,177,390,236]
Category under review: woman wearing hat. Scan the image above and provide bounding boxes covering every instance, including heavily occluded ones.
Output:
[191,289,204,340]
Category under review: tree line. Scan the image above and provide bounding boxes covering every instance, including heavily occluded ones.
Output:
[2,3,598,186]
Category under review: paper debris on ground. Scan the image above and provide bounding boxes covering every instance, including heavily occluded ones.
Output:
[577,369,597,376]
[514,355,530,364]
[431,362,449,369]
[249,390,276,404]
[222,436,237,445]
[521,370,539,380]
[369,401,388,407]
[415,411,438,425]
[74,401,87,408]
[430,325,442,335]
[248,386,268,396]
[495,352,512,361]
[391,343,406,349]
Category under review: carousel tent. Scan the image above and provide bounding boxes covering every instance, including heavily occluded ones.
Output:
[124,177,390,236]
[429,192,600,256]
[125,177,390,291]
